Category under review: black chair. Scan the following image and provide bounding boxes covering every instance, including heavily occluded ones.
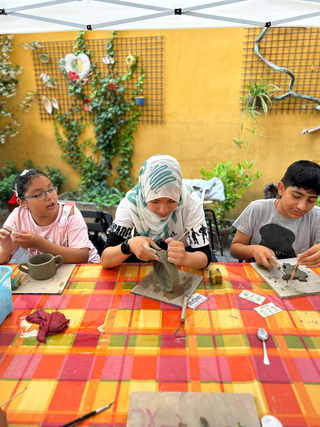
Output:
[80,210,113,256]
[204,208,224,256]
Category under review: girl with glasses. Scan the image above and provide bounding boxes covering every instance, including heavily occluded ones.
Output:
[0,169,100,264]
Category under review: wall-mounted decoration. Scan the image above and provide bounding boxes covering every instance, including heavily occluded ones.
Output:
[42,95,52,114]
[59,53,91,85]
[51,98,59,110]
[33,36,164,124]
[242,27,320,116]
[40,53,49,63]
[83,98,92,111]
[126,55,136,67]
[136,96,145,106]
[40,73,58,89]
[102,56,115,65]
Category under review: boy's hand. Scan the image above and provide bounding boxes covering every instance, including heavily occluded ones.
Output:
[252,246,277,269]
[298,244,320,268]
[0,225,17,253]
[165,238,186,265]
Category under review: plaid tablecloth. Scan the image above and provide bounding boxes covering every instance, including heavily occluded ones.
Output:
[1,263,320,427]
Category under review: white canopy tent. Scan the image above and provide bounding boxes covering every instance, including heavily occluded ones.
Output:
[1,0,320,34]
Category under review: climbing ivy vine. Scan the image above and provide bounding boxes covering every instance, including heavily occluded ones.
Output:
[54,30,145,206]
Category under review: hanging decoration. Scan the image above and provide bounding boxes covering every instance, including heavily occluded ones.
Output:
[254,27,320,134]
[126,55,136,67]
[102,56,115,65]
[59,53,91,85]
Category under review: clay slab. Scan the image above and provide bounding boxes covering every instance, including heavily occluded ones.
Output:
[12,264,76,294]
[131,269,203,307]
[250,258,320,299]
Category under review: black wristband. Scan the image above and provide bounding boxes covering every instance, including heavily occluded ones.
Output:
[121,240,132,255]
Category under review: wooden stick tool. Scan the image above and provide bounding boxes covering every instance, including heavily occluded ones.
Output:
[177,218,201,242]
[0,388,27,407]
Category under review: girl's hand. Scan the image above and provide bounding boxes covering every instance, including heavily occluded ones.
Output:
[165,238,186,265]
[128,237,160,262]
[10,230,38,249]
[0,225,17,253]
[0,407,7,427]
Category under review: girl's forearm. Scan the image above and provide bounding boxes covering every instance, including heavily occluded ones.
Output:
[101,245,131,269]
[0,248,12,265]
[183,251,208,269]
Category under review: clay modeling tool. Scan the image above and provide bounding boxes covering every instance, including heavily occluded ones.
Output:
[286,261,299,287]
[60,402,114,427]
[174,295,189,338]
[270,256,286,276]
[0,387,27,407]
[177,219,201,242]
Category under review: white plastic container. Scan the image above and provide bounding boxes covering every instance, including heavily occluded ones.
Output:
[0,265,13,325]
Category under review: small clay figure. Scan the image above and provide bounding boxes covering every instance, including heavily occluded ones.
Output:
[152,250,179,292]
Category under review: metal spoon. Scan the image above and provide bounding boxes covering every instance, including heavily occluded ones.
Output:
[257,328,270,365]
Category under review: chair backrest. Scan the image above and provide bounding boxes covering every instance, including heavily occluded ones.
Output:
[80,210,113,255]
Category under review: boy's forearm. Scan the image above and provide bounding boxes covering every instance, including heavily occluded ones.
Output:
[230,242,256,260]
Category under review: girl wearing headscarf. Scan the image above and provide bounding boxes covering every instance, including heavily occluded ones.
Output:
[101,155,212,269]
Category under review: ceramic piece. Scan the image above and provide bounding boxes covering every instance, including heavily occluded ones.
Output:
[42,95,52,114]
[102,56,115,65]
[83,98,92,111]
[51,98,59,110]
[126,55,136,66]
[64,53,91,79]
[136,96,145,106]
[39,53,49,63]
[151,250,180,292]
[18,254,64,281]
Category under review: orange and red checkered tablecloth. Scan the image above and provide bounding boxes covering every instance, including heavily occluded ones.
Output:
[1,262,320,427]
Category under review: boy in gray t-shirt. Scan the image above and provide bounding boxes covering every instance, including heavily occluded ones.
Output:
[230,160,320,269]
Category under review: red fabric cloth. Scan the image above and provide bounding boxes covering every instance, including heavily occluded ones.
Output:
[25,307,69,343]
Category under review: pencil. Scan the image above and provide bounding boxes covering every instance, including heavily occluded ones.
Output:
[60,402,114,427]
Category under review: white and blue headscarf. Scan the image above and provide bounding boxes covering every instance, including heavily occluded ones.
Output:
[124,155,192,240]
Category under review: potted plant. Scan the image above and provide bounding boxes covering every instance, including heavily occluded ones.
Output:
[240,76,279,113]
[201,160,261,246]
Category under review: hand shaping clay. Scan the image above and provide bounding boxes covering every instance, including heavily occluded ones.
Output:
[151,250,180,292]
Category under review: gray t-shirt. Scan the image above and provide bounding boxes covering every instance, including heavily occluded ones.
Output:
[233,199,320,259]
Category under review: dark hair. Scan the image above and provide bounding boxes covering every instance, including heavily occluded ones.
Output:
[12,169,49,198]
[282,160,320,194]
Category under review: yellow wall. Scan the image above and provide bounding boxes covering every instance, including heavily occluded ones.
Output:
[2,28,320,218]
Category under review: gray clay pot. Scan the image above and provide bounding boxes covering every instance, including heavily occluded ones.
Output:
[152,250,179,292]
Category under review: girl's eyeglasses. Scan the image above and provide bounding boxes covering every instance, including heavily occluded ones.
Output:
[20,186,58,201]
